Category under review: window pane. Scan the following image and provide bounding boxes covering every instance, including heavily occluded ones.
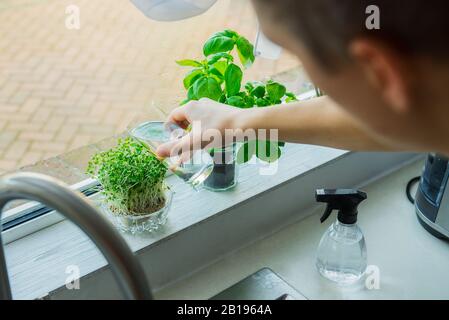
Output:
[0,0,299,181]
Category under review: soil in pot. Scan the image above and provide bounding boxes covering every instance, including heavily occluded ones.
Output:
[204,145,237,191]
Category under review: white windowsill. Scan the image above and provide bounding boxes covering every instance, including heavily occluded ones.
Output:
[2,143,421,300]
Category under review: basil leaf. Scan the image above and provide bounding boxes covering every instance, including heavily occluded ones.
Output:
[176,59,202,67]
[212,60,228,76]
[251,85,266,98]
[236,141,257,164]
[183,69,203,89]
[244,82,254,93]
[207,52,233,65]
[203,35,235,56]
[285,92,298,103]
[219,29,238,38]
[266,81,286,103]
[236,36,255,68]
[210,74,224,85]
[244,95,255,108]
[224,63,243,97]
[255,97,270,107]
[209,67,224,80]
[187,84,198,101]
[193,76,222,101]
[256,141,281,163]
[226,96,245,108]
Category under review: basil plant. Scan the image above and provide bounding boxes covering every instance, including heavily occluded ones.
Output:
[177,29,297,163]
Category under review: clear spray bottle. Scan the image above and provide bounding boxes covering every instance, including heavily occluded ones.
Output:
[315,189,368,285]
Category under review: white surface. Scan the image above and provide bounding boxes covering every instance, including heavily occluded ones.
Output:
[157,160,449,300]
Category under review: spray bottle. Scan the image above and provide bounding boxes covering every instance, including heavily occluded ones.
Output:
[315,189,368,285]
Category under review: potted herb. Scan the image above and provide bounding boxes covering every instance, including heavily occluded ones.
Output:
[87,137,173,234]
[176,29,297,190]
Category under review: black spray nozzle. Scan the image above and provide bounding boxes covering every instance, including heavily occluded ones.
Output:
[316,189,367,224]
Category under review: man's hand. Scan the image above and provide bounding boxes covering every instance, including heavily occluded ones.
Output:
[156,98,243,159]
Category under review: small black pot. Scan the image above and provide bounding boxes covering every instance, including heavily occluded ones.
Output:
[204,145,237,191]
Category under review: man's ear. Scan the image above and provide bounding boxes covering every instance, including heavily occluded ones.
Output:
[349,38,412,114]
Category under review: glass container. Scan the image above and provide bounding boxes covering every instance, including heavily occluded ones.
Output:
[129,121,213,189]
[102,188,174,234]
[204,144,238,191]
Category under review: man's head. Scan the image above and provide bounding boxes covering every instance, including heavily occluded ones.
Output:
[252,0,449,154]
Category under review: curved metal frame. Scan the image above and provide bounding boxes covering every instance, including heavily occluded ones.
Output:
[0,173,153,300]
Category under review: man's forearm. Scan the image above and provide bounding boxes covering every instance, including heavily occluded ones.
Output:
[233,96,395,151]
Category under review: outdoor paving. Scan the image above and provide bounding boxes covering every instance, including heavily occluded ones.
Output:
[0,0,299,176]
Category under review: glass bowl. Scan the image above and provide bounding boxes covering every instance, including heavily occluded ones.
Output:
[101,188,174,234]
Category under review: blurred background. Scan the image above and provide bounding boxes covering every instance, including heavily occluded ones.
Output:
[0,0,300,176]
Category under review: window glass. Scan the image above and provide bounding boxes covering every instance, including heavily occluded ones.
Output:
[0,0,300,183]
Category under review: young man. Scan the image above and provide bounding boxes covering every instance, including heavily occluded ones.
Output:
[157,0,449,159]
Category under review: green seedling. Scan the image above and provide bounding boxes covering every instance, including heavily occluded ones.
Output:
[87,137,168,216]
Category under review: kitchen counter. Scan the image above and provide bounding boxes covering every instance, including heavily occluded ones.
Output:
[156,159,449,300]
[6,148,417,300]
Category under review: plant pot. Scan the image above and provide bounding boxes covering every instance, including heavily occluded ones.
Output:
[203,144,238,191]
[101,188,174,234]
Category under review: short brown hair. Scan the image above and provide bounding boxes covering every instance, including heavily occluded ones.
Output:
[253,0,449,67]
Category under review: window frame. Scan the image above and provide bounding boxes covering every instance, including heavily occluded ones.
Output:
[1,178,98,244]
